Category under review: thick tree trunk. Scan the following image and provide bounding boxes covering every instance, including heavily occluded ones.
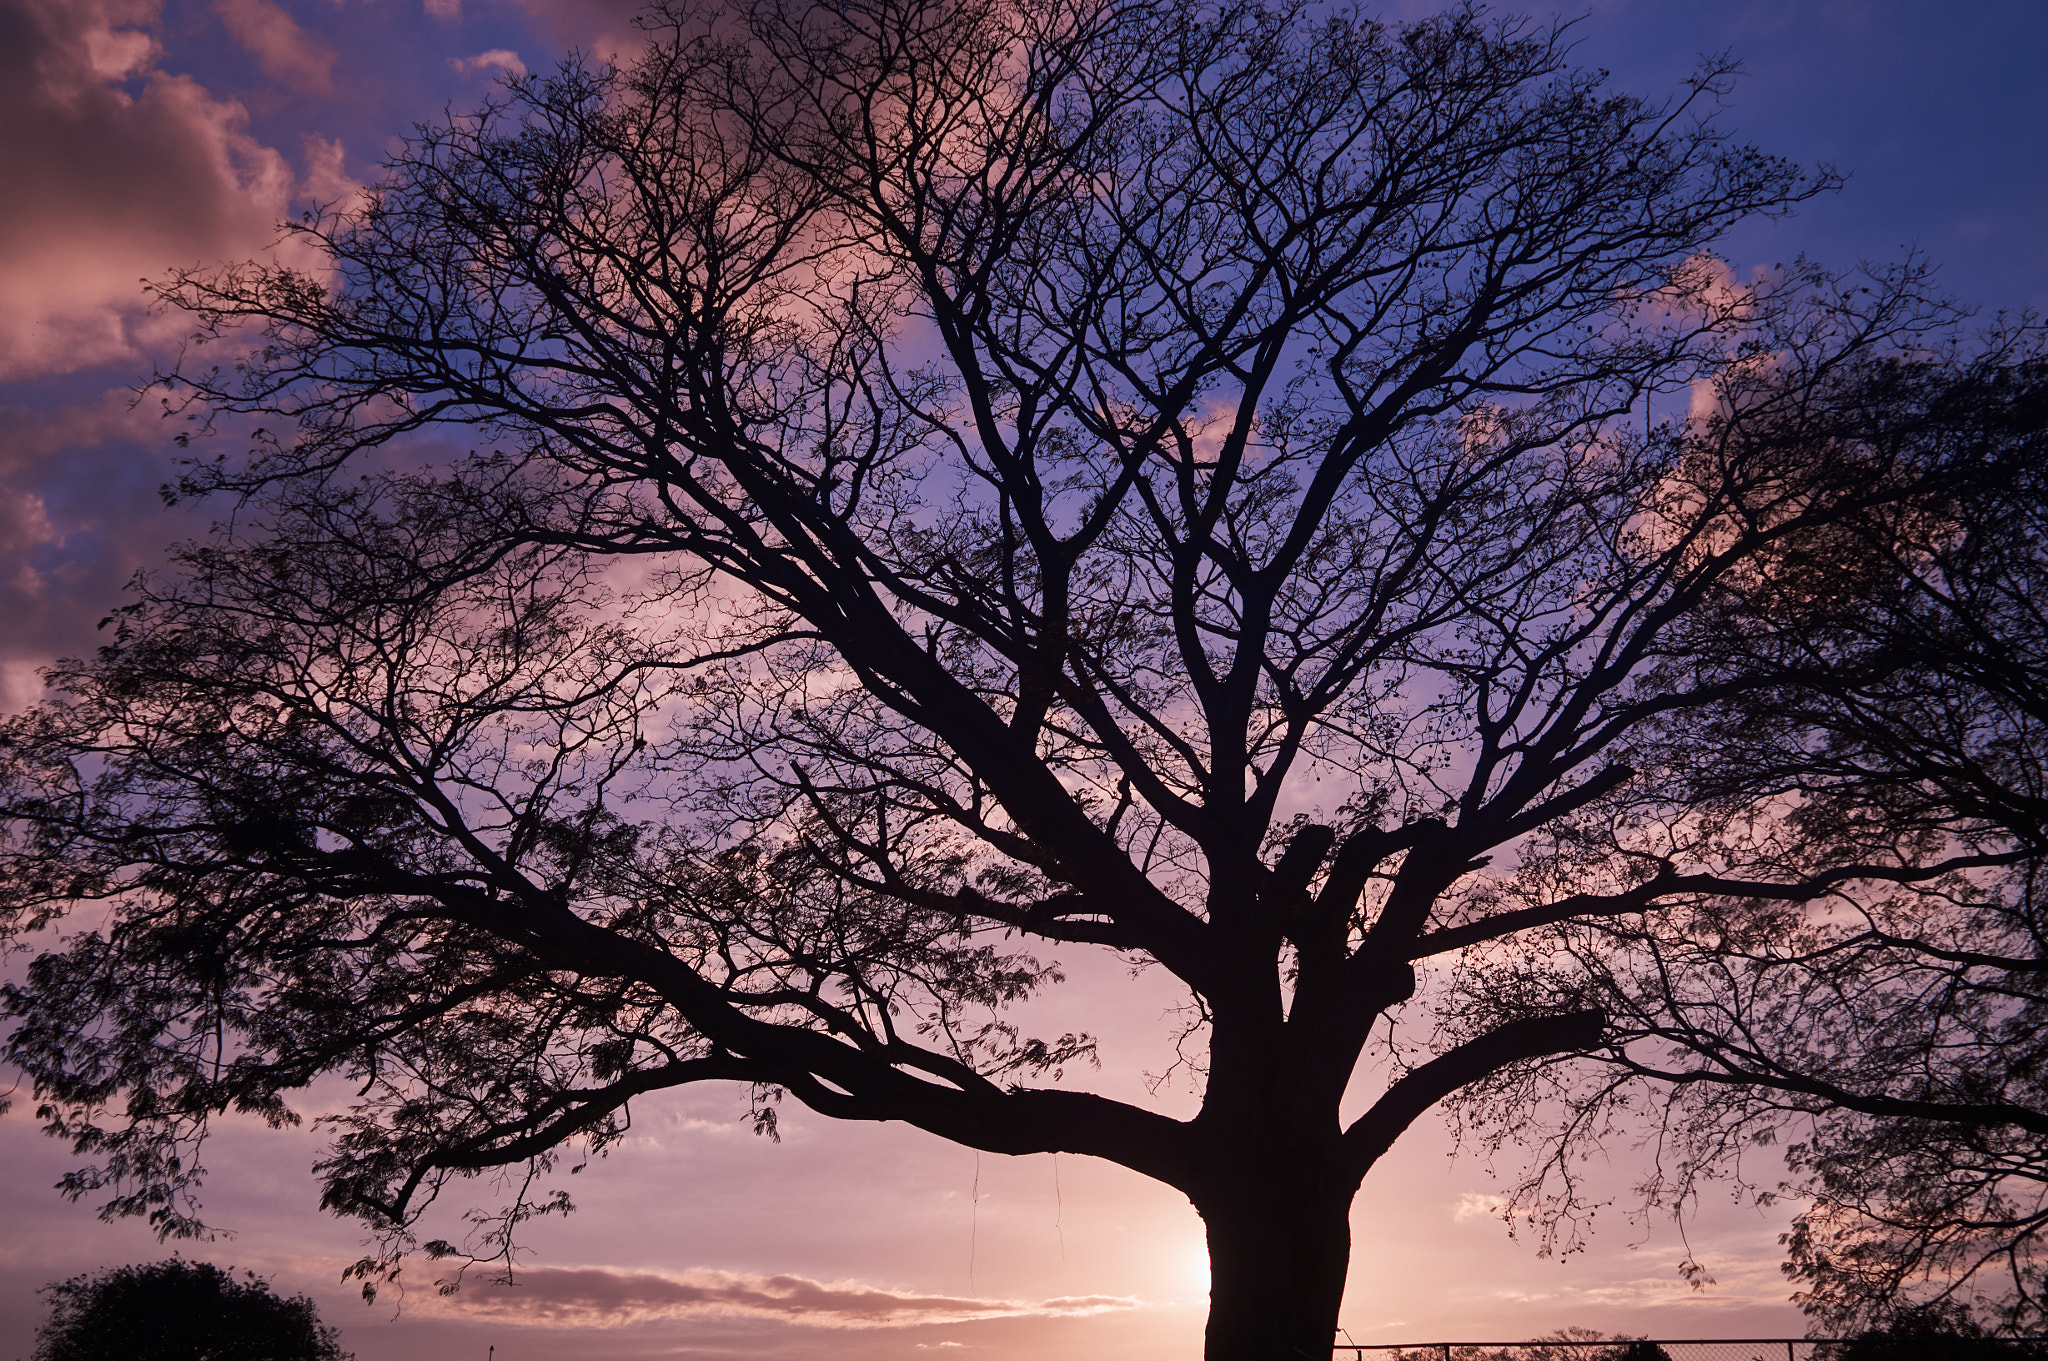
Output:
[1194,1173,1354,1361]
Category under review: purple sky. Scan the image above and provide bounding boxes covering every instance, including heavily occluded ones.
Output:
[3,0,2045,1357]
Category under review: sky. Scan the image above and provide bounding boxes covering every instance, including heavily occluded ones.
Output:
[2,0,2045,1357]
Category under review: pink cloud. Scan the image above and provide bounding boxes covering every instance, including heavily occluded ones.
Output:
[0,0,310,380]
[210,0,337,92]
[510,0,648,58]
[420,1265,1140,1330]
[298,132,357,208]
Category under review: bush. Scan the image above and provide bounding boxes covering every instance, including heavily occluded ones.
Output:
[1830,1312,2048,1361]
[33,1259,351,1361]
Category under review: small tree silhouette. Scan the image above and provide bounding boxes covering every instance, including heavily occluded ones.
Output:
[1829,1311,2048,1361]
[1610,1343,1673,1361]
[32,1259,351,1361]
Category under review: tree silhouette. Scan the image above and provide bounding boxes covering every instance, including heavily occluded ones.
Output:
[32,1260,350,1361]
[1,1,2037,1356]
[1441,352,2048,1331]
[1828,1306,2048,1361]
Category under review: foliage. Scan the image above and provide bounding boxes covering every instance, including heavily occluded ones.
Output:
[32,1259,350,1361]
[1440,351,2048,1330]
[1822,1306,2048,1360]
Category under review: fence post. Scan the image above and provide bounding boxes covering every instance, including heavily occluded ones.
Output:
[1442,1345,1452,1361]
[1787,1343,1796,1361]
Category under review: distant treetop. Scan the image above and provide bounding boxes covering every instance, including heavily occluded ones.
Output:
[32,1259,351,1361]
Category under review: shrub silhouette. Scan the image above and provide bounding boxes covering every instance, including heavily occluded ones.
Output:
[1830,1313,2048,1361]
[33,1259,350,1361]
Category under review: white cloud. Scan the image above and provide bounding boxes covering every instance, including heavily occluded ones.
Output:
[1452,1191,1510,1222]
[452,48,525,79]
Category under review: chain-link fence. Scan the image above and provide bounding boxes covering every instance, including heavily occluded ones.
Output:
[1340,1342,2047,1361]
[1342,1344,1816,1361]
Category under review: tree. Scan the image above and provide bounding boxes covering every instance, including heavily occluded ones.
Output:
[1440,349,2048,1332]
[1826,1307,2048,1361]
[0,0,2028,1356]
[1671,383,2048,1336]
[32,1259,351,1361]
[1611,1344,1674,1361]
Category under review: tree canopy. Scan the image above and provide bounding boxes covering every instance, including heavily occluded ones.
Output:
[1444,348,2048,1329]
[32,1259,350,1361]
[2,0,2043,1355]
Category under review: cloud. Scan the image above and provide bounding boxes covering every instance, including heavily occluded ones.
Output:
[0,0,309,380]
[1452,1192,1509,1222]
[417,1265,1141,1330]
[298,132,357,207]
[1471,1255,1793,1315]
[510,0,649,58]
[210,0,336,92]
[0,389,200,712]
[451,48,525,79]
[423,0,459,18]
